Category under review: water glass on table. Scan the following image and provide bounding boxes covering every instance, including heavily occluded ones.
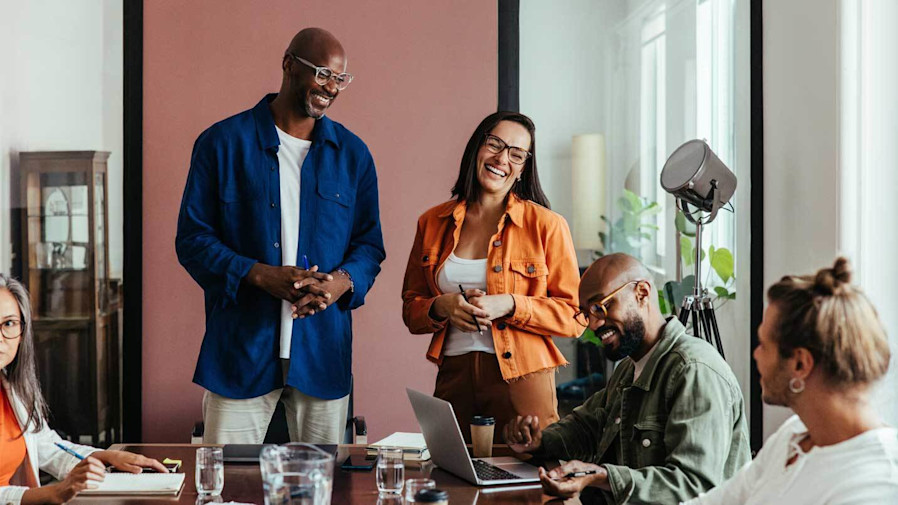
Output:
[403,478,435,503]
[375,447,405,494]
[195,447,224,495]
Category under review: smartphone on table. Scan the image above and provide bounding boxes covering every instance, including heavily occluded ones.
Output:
[341,453,376,471]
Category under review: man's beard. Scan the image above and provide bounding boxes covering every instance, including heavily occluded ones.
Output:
[304,100,326,119]
[604,311,646,361]
[761,366,793,407]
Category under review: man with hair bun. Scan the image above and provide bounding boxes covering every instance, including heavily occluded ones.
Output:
[684,257,898,504]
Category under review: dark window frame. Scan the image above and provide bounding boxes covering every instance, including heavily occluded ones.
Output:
[123,0,143,442]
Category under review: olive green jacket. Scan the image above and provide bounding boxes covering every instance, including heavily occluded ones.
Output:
[540,319,750,504]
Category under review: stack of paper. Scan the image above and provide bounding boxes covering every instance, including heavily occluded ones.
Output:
[78,472,186,496]
[366,432,431,461]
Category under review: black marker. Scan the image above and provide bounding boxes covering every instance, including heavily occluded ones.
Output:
[458,284,484,335]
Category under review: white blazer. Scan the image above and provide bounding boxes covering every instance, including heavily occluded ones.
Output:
[0,375,98,505]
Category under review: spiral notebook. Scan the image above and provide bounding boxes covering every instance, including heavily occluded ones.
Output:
[78,472,186,496]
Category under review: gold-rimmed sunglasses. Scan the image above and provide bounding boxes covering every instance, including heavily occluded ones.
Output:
[574,280,643,327]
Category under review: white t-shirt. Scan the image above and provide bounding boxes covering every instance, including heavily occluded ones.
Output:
[436,253,495,356]
[683,415,898,505]
[275,126,312,359]
[632,340,658,381]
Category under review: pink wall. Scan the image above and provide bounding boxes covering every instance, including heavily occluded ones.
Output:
[143,1,497,442]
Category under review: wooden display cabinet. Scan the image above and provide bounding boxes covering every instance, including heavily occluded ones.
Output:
[17,151,122,445]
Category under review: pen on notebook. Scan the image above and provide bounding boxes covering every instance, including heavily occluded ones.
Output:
[302,254,311,270]
[54,442,85,460]
[458,284,484,336]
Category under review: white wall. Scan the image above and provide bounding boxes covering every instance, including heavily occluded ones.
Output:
[0,0,123,277]
[840,0,898,427]
[519,0,615,230]
[761,0,842,439]
[520,0,618,384]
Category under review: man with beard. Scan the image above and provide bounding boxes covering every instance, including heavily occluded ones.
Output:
[176,28,385,444]
[503,253,749,504]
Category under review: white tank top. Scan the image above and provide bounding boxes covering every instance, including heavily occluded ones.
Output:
[436,253,496,356]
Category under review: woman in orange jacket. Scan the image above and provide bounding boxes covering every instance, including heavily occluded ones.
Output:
[401,111,584,442]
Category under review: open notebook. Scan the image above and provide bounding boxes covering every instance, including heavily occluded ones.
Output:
[78,472,186,496]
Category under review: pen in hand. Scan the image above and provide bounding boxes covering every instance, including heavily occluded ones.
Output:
[458,284,484,336]
[554,469,599,480]
[302,254,311,271]
[54,442,86,461]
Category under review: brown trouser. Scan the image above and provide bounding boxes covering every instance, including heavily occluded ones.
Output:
[433,352,559,443]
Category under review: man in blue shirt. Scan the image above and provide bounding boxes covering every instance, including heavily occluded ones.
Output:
[176,27,385,444]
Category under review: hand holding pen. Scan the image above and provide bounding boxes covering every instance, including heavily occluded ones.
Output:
[538,462,609,499]
[459,285,484,335]
[430,287,490,333]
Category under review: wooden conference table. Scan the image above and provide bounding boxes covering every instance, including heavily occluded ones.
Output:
[70,444,575,505]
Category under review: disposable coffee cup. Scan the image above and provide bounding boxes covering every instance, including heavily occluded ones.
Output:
[471,416,496,458]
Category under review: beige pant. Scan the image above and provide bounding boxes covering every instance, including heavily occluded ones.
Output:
[202,361,349,444]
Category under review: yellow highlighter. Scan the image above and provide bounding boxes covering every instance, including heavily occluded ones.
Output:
[162,458,183,473]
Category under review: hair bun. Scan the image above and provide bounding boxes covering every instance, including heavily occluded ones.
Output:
[813,257,852,295]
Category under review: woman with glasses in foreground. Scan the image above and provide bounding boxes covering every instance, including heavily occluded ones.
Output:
[684,258,898,504]
[0,275,166,504]
[401,111,582,441]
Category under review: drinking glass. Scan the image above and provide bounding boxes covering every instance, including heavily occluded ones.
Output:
[375,447,405,494]
[195,447,224,495]
[403,478,435,503]
[260,444,334,505]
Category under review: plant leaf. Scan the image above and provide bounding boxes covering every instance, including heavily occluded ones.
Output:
[675,211,696,237]
[713,286,730,298]
[681,237,693,266]
[579,327,603,347]
[641,202,663,216]
[710,247,735,283]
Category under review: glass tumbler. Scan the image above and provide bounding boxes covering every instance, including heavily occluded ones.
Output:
[195,447,224,495]
[403,478,435,503]
[375,447,405,494]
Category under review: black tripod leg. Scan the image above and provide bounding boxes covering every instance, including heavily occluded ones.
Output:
[692,308,701,340]
[678,304,690,326]
[697,307,713,345]
[706,306,726,359]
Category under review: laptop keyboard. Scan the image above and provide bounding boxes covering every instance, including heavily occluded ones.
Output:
[472,459,524,481]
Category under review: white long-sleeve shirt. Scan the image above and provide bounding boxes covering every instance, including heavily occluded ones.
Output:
[683,415,898,505]
[0,375,99,505]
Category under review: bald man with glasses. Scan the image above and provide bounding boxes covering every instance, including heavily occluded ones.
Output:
[504,253,749,504]
[176,27,385,445]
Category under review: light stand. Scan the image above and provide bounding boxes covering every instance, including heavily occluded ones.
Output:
[676,194,725,358]
[660,140,737,359]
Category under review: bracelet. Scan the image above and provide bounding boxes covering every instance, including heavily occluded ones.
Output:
[336,268,354,293]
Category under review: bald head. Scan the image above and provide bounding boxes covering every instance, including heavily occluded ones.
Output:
[286,28,346,70]
[579,253,656,310]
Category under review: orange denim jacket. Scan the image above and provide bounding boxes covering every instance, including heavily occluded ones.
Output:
[401,194,583,381]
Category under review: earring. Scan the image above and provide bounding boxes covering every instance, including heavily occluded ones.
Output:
[788,377,805,394]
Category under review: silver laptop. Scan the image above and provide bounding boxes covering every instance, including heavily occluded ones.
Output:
[407,388,541,486]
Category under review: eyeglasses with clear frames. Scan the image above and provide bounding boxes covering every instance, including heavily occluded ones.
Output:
[289,54,354,90]
[483,134,532,165]
[573,280,643,327]
[0,319,23,340]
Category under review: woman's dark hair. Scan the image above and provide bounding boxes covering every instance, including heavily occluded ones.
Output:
[0,274,49,434]
[450,111,550,208]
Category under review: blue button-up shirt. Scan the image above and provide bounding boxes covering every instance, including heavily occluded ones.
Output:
[176,94,385,400]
